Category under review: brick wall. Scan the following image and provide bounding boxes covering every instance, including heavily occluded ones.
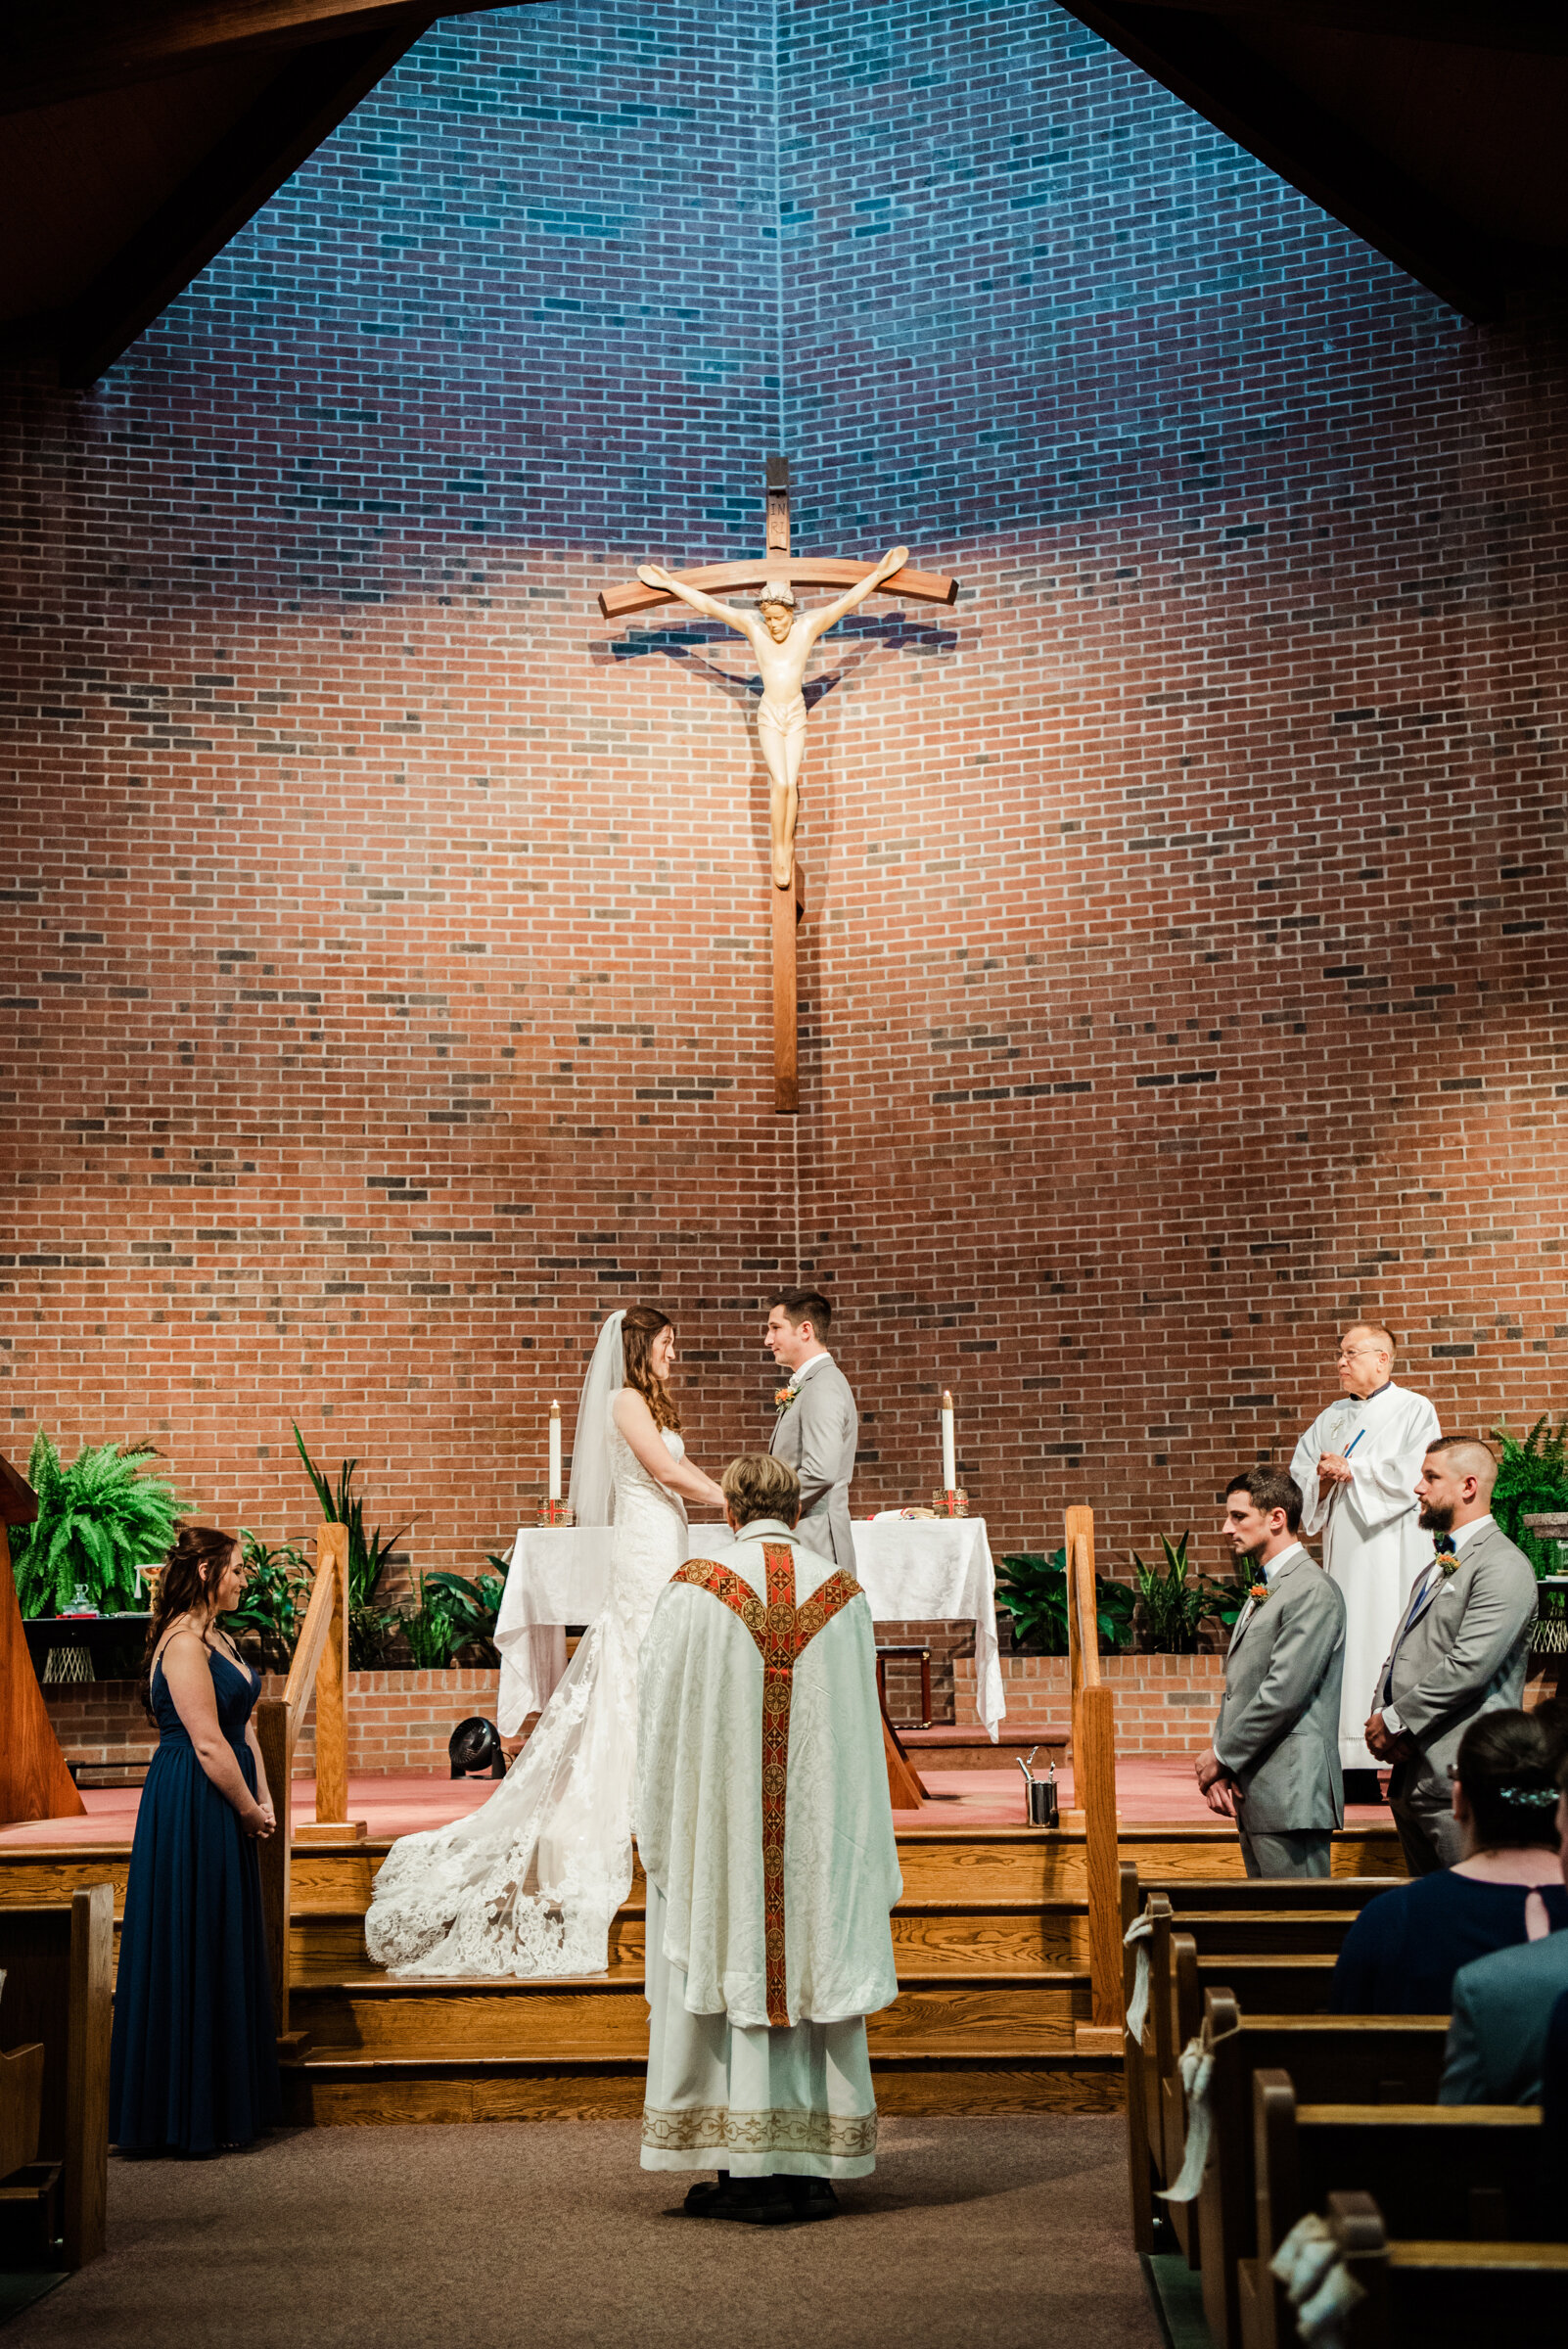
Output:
[45,1668,504,1775]
[3,2,1564,1598]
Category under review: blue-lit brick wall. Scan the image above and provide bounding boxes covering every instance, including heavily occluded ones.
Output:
[1,1,1563,1584]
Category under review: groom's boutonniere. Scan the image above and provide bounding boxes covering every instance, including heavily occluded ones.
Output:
[773,1385,798,1415]
[1246,1580,1269,1606]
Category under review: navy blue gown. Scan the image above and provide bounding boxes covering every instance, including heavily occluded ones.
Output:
[109,1645,282,2154]
[1332,1870,1568,2016]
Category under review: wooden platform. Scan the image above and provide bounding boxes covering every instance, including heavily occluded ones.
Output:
[0,1817,1405,2128]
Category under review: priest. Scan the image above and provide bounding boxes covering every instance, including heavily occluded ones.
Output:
[1289,1323,1440,1794]
[634,1451,901,2225]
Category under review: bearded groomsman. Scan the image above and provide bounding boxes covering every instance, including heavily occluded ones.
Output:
[1195,1468,1346,1877]
[1367,1438,1538,1876]
[1290,1322,1441,1797]
[765,1288,859,1571]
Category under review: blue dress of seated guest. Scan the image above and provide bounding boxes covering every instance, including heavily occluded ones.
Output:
[1333,1870,1568,2014]
[1332,1704,1567,2017]
[110,1531,282,2157]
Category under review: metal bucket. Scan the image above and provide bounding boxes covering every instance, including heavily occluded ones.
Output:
[1018,1748,1059,1828]
[1027,1775,1059,1828]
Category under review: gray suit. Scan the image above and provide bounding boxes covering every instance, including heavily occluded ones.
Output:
[1213,1544,1346,1878]
[1376,1518,1538,1875]
[1440,1930,1568,2103]
[768,1354,858,1571]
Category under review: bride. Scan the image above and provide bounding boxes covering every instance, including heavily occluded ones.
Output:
[364,1303,726,1977]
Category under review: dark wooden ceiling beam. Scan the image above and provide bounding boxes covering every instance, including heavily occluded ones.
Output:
[0,0,531,118]
[55,19,435,388]
[1071,0,1568,56]
[1056,2,1543,320]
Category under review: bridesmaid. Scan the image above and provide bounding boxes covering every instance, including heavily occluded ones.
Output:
[110,1523,282,2156]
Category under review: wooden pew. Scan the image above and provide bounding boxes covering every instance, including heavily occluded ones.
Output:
[1125,1871,1408,2253]
[1195,1991,1450,2349]
[1196,1952,1340,2014]
[1328,2190,1568,2349]
[1155,1877,1402,1914]
[1241,2069,1544,2349]
[0,1887,112,2268]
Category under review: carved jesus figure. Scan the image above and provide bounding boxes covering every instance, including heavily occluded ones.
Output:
[636,546,910,888]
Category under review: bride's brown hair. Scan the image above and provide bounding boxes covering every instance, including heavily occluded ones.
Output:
[623,1303,680,1432]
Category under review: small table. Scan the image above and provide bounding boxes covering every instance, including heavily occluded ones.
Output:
[493,1517,1005,1739]
[22,1614,152,1682]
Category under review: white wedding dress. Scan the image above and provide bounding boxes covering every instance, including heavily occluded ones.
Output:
[364,1414,689,1977]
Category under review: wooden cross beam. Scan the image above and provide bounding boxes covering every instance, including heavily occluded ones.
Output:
[599,460,960,1115]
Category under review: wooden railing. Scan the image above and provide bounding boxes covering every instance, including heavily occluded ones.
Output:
[254,1523,354,2041]
[1064,1503,1123,2038]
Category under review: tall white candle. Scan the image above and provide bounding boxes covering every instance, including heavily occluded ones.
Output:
[941,1389,956,1491]
[548,1401,562,1501]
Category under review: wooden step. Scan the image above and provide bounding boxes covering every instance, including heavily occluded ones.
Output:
[902,1729,1069,1770]
[282,2040,1125,2128]
[289,1966,1085,2062]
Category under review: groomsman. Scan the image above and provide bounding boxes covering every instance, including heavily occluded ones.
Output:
[765,1288,859,1571]
[1290,1322,1440,1795]
[1195,1468,1346,1878]
[1367,1438,1538,1876]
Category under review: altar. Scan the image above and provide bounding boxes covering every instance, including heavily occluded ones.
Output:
[493,1516,1005,1739]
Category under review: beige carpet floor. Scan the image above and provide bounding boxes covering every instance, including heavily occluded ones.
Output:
[6,2116,1161,2349]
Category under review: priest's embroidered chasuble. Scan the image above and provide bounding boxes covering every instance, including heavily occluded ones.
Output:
[634,1519,901,2176]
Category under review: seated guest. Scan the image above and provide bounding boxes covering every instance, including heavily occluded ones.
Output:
[1440,1753,1568,2103]
[1367,1437,1538,1875]
[110,1524,282,2156]
[1333,1710,1567,2013]
[1195,1467,1345,1878]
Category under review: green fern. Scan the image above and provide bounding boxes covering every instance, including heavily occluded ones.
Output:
[1491,1415,1568,1575]
[11,1432,185,1617]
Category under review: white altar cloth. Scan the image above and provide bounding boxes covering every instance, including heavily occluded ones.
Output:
[493,1517,1004,1739]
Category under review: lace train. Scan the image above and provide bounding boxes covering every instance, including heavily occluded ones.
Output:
[364,1417,689,1978]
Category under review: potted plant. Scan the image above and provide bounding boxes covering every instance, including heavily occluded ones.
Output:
[994,1546,1135,1655]
[1129,1531,1211,1654]
[227,1531,312,1674]
[293,1423,408,1667]
[1491,1414,1568,1653]
[10,1432,184,1618]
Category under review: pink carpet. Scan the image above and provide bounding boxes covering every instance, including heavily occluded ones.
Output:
[1,1760,1392,1844]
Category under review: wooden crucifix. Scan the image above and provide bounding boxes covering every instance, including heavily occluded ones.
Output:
[598,459,959,1113]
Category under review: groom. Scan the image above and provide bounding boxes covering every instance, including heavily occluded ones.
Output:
[765,1288,858,1571]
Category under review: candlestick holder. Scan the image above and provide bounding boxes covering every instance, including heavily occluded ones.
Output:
[535,1499,576,1528]
[931,1488,968,1519]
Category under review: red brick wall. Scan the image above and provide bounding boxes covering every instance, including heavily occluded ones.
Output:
[45,1669,502,1776]
[3,4,1566,1600]
[45,1656,1558,1769]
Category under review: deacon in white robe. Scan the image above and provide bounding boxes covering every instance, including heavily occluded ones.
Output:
[634,1452,901,2225]
[1288,1322,1441,1775]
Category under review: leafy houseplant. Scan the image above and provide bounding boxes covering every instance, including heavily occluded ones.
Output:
[1491,1414,1568,1647]
[994,1548,1135,1656]
[1130,1531,1212,1654]
[426,1568,507,1665]
[399,1569,507,1670]
[293,1423,409,1667]
[11,1432,185,1618]
[1490,1416,1568,1573]
[228,1531,312,1674]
